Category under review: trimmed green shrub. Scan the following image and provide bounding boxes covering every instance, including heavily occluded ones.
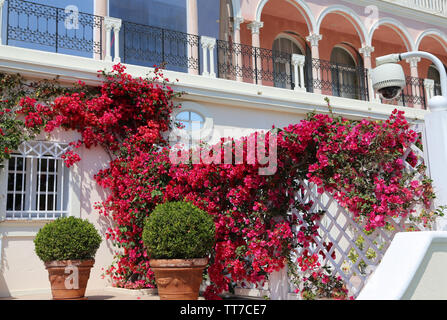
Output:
[142,201,216,259]
[34,216,102,262]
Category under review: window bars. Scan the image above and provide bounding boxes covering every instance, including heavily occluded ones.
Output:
[2,141,71,220]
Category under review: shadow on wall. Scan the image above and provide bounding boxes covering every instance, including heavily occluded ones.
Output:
[0,236,11,298]
[79,145,115,249]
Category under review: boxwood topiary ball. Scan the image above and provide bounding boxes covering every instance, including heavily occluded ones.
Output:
[143,201,216,259]
[34,216,102,262]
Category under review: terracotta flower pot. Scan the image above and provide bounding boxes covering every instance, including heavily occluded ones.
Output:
[150,258,208,300]
[44,259,95,300]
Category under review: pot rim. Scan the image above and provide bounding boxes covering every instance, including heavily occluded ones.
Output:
[44,259,95,268]
[150,257,209,268]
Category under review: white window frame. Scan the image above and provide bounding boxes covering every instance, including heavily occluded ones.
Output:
[171,102,214,149]
[0,140,76,222]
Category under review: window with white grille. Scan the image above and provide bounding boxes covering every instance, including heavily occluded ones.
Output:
[2,141,71,220]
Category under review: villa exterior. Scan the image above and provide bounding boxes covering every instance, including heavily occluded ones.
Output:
[1,0,447,298]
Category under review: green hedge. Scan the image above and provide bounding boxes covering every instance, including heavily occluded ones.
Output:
[34,216,102,262]
[142,201,215,259]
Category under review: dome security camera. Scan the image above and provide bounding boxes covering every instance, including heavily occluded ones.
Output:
[371,63,406,101]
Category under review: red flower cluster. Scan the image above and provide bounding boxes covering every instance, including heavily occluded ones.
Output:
[17,64,434,300]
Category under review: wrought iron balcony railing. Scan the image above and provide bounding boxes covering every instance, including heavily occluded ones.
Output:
[122,21,200,73]
[5,0,103,58]
[0,0,434,109]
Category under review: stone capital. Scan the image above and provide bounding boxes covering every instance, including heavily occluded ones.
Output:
[306,33,322,47]
[234,16,244,31]
[104,17,122,32]
[406,56,421,68]
[200,36,216,49]
[291,54,306,67]
[359,45,375,58]
[247,21,264,35]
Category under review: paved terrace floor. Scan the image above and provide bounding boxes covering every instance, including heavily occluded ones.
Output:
[0,289,162,300]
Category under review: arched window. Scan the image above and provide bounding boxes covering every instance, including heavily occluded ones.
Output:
[330,46,361,100]
[428,64,442,96]
[272,36,303,89]
[175,110,205,148]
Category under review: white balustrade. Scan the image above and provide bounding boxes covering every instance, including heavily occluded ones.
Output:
[200,36,217,78]
[384,0,447,16]
[104,16,122,63]
[291,54,307,92]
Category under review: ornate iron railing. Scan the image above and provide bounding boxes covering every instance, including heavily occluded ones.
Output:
[0,1,435,108]
[122,21,200,73]
[381,76,427,109]
[6,0,103,58]
[311,58,370,101]
[216,40,295,89]
[217,41,370,101]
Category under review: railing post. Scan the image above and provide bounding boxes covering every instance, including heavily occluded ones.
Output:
[113,19,122,63]
[406,57,422,109]
[104,17,113,62]
[254,47,259,84]
[200,36,216,78]
[104,17,122,63]
[55,8,59,53]
[247,21,264,85]
[306,33,322,94]
[209,39,216,78]
[359,45,376,102]
[233,17,244,82]
[0,0,6,45]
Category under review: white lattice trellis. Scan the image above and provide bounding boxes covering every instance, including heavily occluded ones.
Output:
[229,123,435,300]
[288,123,434,298]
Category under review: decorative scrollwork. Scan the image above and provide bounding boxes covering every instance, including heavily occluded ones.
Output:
[122,21,200,71]
[7,0,103,56]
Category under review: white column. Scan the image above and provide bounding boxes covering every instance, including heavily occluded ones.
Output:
[406,57,422,108]
[359,45,378,102]
[209,39,216,78]
[187,0,199,75]
[187,0,198,35]
[247,21,264,85]
[104,17,122,63]
[292,54,306,91]
[113,20,122,63]
[94,0,108,60]
[0,0,6,45]
[104,20,113,62]
[306,33,322,94]
[234,17,244,82]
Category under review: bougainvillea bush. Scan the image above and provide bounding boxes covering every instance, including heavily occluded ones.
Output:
[0,72,73,167]
[3,64,435,300]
